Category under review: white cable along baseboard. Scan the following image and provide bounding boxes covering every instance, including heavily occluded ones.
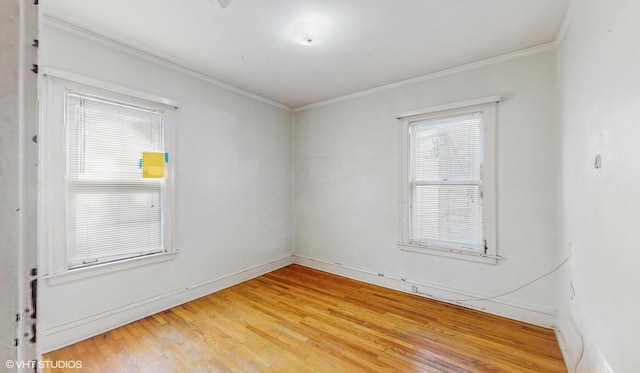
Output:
[40,254,560,357]
[292,255,558,329]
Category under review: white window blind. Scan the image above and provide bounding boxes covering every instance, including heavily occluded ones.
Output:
[65,91,166,268]
[409,112,484,252]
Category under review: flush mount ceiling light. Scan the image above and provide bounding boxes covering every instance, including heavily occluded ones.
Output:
[289,14,331,46]
[214,0,232,9]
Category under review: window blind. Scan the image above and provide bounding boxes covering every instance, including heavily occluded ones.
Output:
[410,112,483,251]
[65,91,166,268]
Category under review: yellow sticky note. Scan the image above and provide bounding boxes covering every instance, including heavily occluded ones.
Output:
[142,152,166,178]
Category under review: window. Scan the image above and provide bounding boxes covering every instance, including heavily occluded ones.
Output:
[40,71,178,280]
[398,97,499,264]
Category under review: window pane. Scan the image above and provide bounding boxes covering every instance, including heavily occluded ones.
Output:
[412,184,482,250]
[66,184,163,268]
[65,91,166,268]
[413,112,482,182]
[66,93,164,181]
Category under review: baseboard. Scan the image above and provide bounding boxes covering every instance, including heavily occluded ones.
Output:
[595,349,614,373]
[555,327,576,373]
[38,255,294,354]
[39,254,559,355]
[557,325,614,373]
[555,315,578,373]
[555,309,612,373]
[293,255,557,328]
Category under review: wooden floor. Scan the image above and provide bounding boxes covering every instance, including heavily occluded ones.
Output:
[43,265,566,372]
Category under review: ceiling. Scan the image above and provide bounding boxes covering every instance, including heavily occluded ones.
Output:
[42,0,570,109]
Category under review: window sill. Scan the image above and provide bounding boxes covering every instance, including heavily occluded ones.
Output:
[43,251,178,286]
[398,243,500,264]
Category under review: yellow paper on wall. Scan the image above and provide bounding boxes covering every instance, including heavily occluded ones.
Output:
[142,152,166,178]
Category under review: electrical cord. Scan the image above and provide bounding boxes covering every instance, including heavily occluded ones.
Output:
[570,309,585,372]
[574,327,585,372]
[413,249,585,371]
[418,250,584,373]
[417,251,572,303]
[569,281,585,371]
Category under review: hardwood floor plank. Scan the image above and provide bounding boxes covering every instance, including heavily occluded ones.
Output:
[43,264,566,372]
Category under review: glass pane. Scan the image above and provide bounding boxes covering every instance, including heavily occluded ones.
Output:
[66,184,163,267]
[412,184,482,249]
[65,91,166,268]
[413,112,482,182]
[66,93,164,181]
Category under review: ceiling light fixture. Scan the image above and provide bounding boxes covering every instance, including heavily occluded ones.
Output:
[289,14,331,46]
[215,0,232,9]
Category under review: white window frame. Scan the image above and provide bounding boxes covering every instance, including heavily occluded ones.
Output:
[398,96,500,264]
[39,69,179,285]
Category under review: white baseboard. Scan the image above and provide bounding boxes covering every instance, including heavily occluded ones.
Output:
[555,310,614,373]
[293,255,557,329]
[555,327,575,373]
[595,349,614,373]
[39,254,560,356]
[38,255,294,354]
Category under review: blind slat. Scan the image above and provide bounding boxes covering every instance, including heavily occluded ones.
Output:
[410,111,484,251]
[65,91,166,268]
[412,185,482,249]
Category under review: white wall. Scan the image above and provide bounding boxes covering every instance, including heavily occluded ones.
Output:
[557,0,640,371]
[294,50,562,322]
[1,1,23,366]
[41,5,640,371]
[37,22,293,352]
[1,1,38,368]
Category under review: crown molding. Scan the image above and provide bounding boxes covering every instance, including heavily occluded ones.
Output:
[293,41,558,112]
[555,1,573,46]
[40,16,293,112]
[40,15,565,115]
